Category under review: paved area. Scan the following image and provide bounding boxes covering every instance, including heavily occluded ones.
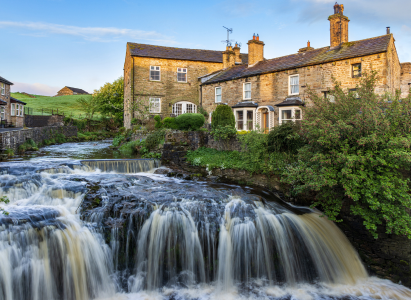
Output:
[0,127,24,132]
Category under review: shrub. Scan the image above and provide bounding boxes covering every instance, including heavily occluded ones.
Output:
[211,125,237,141]
[145,130,165,150]
[198,106,209,118]
[211,104,235,129]
[163,117,178,129]
[131,118,139,125]
[55,133,66,144]
[175,113,205,131]
[267,122,304,153]
[154,115,163,129]
[18,139,39,153]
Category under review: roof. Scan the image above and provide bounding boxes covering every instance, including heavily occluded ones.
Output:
[10,97,26,105]
[0,76,13,86]
[0,99,7,106]
[202,34,392,85]
[128,42,248,64]
[64,86,89,94]
[275,97,304,107]
[232,101,259,108]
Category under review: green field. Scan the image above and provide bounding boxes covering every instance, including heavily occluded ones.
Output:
[11,93,94,118]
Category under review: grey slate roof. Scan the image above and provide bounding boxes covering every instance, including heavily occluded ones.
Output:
[275,97,304,107]
[128,42,248,64]
[0,76,13,86]
[202,34,392,85]
[0,99,7,105]
[65,87,90,94]
[10,97,26,105]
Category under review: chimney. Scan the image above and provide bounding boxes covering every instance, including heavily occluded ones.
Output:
[247,34,264,66]
[386,27,391,34]
[222,45,236,68]
[233,43,242,64]
[298,40,314,53]
[328,2,350,48]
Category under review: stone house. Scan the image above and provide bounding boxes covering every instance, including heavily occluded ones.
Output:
[123,43,248,128]
[0,76,26,127]
[56,86,90,96]
[200,3,410,132]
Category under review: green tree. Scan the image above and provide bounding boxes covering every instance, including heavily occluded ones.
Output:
[211,104,235,129]
[76,96,99,120]
[93,77,124,125]
[283,71,411,239]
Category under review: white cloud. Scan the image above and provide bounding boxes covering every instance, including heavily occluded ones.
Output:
[11,82,61,96]
[0,21,176,43]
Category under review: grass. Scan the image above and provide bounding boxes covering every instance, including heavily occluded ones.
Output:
[11,93,97,119]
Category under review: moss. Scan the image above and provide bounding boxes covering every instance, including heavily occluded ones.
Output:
[343,41,356,47]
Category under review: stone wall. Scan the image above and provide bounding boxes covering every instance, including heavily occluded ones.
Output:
[401,63,411,98]
[123,52,223,128]
[0,126,77,151]
[0,83,11,122]
[25,114,64,127]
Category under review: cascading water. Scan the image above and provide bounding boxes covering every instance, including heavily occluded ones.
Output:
[1,141,411,300]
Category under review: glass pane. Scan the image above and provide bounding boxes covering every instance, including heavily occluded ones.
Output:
[216,95,221,103]
[187,104,193,113]
[177,73,187,82]
[247,110,253,130]
[245,91,251,99]
[281,110,292,120]
[295,110,301,119]
[237,111,243,130]
[245,83,251,91]
[216,88,221,95]
[291,84,299,94]
[173,103,182,116]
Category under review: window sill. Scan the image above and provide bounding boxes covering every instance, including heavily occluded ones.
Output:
[177,81,188,84]
[149,80,161,82]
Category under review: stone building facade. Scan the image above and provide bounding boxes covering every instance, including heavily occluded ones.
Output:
[123,43,248,128]
[200,3,409,131]
[0,76,26,127]
[56,86,89,96]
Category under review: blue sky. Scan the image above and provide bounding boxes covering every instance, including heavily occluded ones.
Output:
[1,0,410,95]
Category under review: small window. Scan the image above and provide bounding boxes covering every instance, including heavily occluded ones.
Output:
[150,66,161,81]
[352,63,361,78]
[243,82,251,100]
[323,91,335,102]
[0,83,5,95]
[289,75,299,95]
[149,98,161,113]
[11,103,15,116]
[177,68,187,82]
[215,87,222,103]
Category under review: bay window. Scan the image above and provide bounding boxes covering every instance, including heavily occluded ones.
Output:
[289,75,299,95]
[279,107,302,124]
[235,109,254,131]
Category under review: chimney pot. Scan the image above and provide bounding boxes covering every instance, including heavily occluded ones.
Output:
[307,40,310,48]
[386,27,390,34]
[256,34,259,41]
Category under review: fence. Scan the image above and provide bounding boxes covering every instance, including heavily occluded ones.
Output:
[24,107,69,116]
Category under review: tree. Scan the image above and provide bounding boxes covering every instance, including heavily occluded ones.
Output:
[93,77,124,125]
[76,96,99,120]
[283,71,411,239]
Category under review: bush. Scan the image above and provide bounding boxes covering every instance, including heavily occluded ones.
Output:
[211,104,235,129]
[267,122,304,153]
[55,133,66,144]
[131,118,139,125]
[154,115,163,129]
[18,139,39,153]
[163,117,178,129]
[198,106,209,118]
[145,130,165,150]
[211,125,237,141]
[175,113,205,131]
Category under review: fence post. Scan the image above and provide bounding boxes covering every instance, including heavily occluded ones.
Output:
[42,108,43,115]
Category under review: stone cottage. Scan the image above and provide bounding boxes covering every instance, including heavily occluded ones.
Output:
[56,86,90,96]
[0,76,26,127]
[200,3,410,131]
[123,43,248,128]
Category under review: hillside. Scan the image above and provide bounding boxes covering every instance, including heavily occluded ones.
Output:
[11,93,95,119]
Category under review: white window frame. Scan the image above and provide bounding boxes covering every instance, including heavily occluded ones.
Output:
[20,105,24,116]
[243,82,251,100]
[289,74,299,95]
[149,98,161,113]
[0,83,5,95]
[0,107,5,120]
[11,103,15,116]
[177,68,187,83]
[279,107,302,124]
[172,101,197,116]
[234,108,256,131]
[150,66,161,81]
[16,104,20,116]
[215,87,222,103]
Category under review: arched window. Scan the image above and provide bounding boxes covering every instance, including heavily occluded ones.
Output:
[172,101,197,116]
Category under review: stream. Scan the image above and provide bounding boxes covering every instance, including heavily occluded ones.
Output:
[0,141,410,300]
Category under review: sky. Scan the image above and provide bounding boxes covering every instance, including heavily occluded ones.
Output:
[1,0,410,96]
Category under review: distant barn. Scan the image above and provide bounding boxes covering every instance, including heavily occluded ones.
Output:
[56,86,90,96]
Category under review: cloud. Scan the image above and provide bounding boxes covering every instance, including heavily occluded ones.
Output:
[11,82,61,96]
[0,21,176,43]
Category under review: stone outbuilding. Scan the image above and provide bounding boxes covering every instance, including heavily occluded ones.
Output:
[0,76,26,128]
[56,86,90,96]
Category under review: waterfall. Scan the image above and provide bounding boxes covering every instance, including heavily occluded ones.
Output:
[81,159,160,173]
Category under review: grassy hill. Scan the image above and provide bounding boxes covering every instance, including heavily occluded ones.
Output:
[11,93,95,119]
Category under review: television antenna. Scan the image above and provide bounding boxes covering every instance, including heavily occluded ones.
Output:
[222,26,234,47]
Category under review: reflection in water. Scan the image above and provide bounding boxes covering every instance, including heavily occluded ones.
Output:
[0,141,410,300]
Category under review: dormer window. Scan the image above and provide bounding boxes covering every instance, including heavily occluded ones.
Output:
[0,83,5,95]
[289,75,299,95]
[177,68,187,82]
[243,82,251,100]
[150,66,160,81]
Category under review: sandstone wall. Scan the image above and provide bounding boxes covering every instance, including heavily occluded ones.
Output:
[401,63,411,98]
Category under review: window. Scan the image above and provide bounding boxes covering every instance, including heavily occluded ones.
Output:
[16,104,20,116]
[0,107,4,120]
[20,105,24,116]
[11,103,15,116]
[150,66,161,81]
[235,109,254,130]
[323,91,335,102]
[289,75,299,95]
[215,87,222,103]
[149,98,161,113]
[237,111,244,130]
[352,63,361,78]
[0,83,5,95]
[173,103,182,115]
[243,82,251,100]
[172,101,197,116]
[279,107,302,124]
[177,68,187,82]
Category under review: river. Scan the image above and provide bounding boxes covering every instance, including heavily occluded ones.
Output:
[0,141,410,300]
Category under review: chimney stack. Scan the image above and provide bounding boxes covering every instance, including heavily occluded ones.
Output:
[233,43,242,64]
[386,27,391,34]
[328,2,350,48]
[247,34,264,66]
[222,45,236,68]
[298,40,314,53]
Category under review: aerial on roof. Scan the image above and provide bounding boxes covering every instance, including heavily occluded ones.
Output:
[0,76,13,86]
[65,86,90,94]
[128,43,248,64]
[202,34,392,85]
